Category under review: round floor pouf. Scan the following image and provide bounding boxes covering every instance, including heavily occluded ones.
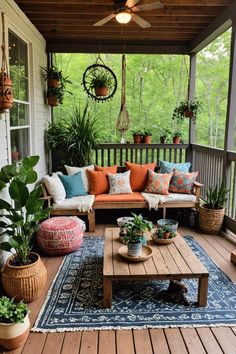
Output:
[37,217,85,255]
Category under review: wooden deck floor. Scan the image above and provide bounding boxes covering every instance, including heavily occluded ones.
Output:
[2,224,236,354]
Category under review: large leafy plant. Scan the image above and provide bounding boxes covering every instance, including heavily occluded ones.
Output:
[0,156,50,265]
[205,182,229,209]
[0,296,29,323]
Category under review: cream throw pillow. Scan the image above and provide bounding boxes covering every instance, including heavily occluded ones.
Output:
[43,173,66,202]
[65,164,94,193]
[108,171,132,195]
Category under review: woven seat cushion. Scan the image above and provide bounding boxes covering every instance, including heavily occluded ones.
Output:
[37,217,85,255]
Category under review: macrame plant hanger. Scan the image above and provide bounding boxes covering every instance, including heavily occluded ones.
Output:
[0,12,13,113]
[116,54,130,143]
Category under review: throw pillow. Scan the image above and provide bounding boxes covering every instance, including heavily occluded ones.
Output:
[125,162,156,192]
[59,171,87,198]
[87,169,116,195]
[43,173,66,203]
[108,171,132,195]
[144,170,173,195]
[95,165,118,173]
[169,171,199,194]
[64,164,94,193]
[159,160,191,173]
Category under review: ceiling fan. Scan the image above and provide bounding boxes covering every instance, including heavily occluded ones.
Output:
[93,0,163,29]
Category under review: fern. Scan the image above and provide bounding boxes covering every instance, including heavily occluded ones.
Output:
[205,182,229,209]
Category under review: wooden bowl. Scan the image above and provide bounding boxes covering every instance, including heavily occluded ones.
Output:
[151,233,176,244]
[118,245,153,262]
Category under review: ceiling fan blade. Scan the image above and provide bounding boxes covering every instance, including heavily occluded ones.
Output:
[93,14,115,26]
[132,14,151,28]
[125,0,140,8]
[132,2,163,12]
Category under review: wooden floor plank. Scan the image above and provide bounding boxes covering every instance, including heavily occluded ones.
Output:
[116,330,135,354]
[79,331,98,354]
[133,329,153,354]
[41,333,64,354]
[164,328,188,354]
[61,332,82,354]
[211,327,236,354]
[196,328,223,354]
[98,331,116,354]
[180,328,206,354]
[149,328,170,354]
[20,333,47,354]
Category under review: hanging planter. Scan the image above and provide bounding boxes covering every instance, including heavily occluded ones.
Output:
[172,99,201,124]
[0,13,13,113]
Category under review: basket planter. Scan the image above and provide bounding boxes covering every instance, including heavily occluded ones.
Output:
[47,78,59,88]
[199,204,225,234]
[0,314,30,350]
[184,109,193,118]
[1,252,47,302]
[127,241,142,257]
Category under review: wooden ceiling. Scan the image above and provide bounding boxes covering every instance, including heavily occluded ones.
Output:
[14,0,235,54]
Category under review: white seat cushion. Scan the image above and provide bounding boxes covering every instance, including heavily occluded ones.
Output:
[162,193,196,203]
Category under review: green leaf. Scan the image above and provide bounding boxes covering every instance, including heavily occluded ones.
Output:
[0,199,12,210]
[9,180,29,208]
[0,180,6,190]
[25,170,37,184]
[25,198,44,214]
[29,185,43,199]
[22,156,39,169]
[4,214,23,223]
[0,242,12,252]
[8,237,19,248]
[0,221,9,228]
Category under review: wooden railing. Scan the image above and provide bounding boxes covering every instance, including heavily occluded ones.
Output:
[94,143,190,167]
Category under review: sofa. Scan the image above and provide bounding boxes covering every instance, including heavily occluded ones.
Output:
[42,161,202,232]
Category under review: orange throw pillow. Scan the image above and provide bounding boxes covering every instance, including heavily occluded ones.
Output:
[125,162,156,192]
[87,165,117,194]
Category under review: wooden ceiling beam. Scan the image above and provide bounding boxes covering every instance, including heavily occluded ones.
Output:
[15,0,231,5]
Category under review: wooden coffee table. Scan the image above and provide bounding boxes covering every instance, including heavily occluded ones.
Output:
[103,228,209,308]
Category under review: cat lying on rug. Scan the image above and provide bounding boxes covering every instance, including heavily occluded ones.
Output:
[158,280,190,306]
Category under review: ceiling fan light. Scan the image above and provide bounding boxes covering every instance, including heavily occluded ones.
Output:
[116,12,132,24]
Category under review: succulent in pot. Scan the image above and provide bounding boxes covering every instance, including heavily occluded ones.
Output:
[124,213,153,257]
[0,296,30,350]
[0,156,50,301]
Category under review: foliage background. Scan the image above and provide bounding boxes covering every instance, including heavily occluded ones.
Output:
[53,29,233,149]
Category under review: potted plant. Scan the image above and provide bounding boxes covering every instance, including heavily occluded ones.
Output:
[161,225,172,239]
[0,296,30,350]
[124,213,153,257]
[160,128,171,144]
[0,155,50,302]
[132,129,142,144]
[199,182,229,234]
[0,72,14,112]
[143,129,152,144]
[46,86,63,106]
[41,65,62,88]
[172,130,182,144]
[11,145,20,162]
[172,99,201,124]
[90,73,111,97]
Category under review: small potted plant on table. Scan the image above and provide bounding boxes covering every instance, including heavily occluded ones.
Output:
[0,296,30,350]
[124,213,153,257]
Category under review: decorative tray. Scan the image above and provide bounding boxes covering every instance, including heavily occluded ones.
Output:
[151,233,177,244]
[118,245,153,262]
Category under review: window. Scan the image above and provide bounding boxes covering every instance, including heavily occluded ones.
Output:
[8,30,30,162]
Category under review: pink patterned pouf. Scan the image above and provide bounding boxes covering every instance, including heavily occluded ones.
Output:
[37,217,85,255]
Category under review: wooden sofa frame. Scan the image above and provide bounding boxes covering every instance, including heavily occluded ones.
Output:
[42,181,203,233]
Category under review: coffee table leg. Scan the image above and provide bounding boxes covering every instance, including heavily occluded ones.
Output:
[198,275,209,306]
[103,277,112,307]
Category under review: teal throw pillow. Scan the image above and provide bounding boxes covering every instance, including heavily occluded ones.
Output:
[59,171,87,198]
[159,160,191,173]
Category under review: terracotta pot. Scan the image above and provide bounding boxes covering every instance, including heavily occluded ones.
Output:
[47,96,59,106]
[163,232,170,239]
[144,135,151,144]
[184,109,193,118]
[199,204,225,234]
[2,252,47,302]
[0,74,13,111]
[11,150,20,161]
[0,314,30,350]
[160,137,167,144]
[133,134,141,144]
[95,86,108,97]
[47,78,59,88]
[173,136,181,144]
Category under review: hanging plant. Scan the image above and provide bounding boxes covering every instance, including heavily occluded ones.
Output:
[0,12,13,113]
[172,99,201,124]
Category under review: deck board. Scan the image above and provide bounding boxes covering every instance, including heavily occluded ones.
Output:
[3,224,236,354]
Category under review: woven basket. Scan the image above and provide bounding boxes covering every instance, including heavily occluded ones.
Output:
[1,252,47,303]
[199,205,225,234]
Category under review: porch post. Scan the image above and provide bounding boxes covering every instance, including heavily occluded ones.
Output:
[187,54,197,165]
[223,19,236,188]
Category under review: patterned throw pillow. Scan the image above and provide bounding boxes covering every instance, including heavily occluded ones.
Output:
[108,171,132,195]
[169,171,199,194]
[159,160,191,173]
[144,170,172,195]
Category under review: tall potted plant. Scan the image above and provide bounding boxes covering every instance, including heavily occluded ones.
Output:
[0,156,49,302]
[0,296,30,350]
[199,182,229,234]
[124,213,153,257]
[172,99,201,124]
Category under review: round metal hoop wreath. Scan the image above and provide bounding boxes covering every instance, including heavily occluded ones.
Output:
[82,63,117,102]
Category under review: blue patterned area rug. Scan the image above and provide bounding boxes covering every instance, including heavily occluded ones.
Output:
[32,236,236,332]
